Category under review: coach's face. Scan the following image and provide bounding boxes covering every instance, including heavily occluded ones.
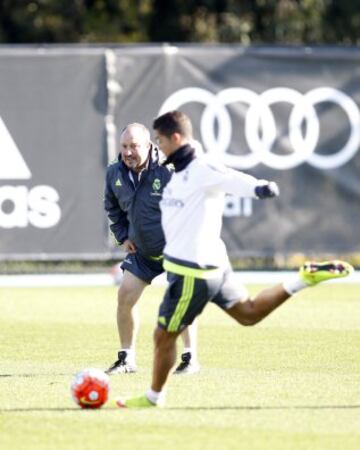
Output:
[120,127,150,171]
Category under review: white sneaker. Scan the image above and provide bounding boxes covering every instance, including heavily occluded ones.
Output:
[105,351,137,374]
[174,352,200,375]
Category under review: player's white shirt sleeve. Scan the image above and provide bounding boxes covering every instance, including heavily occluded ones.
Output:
[200,155,259,198]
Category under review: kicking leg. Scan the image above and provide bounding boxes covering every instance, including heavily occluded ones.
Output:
[226,260,353,326]
[226,283,290,325]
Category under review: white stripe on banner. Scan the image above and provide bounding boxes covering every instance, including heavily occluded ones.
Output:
[0,271,358,287]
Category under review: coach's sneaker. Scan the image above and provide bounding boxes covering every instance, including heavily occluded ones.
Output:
[105,351,137,375]
[299,260,354,286]
[174,352,200,375]
[115,395,162,409]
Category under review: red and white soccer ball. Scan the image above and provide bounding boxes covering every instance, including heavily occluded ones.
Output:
[71,368,110,409]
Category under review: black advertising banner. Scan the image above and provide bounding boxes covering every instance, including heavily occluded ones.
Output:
[1,45,360,260]
[0,48,108,259]
[114,45,360,257]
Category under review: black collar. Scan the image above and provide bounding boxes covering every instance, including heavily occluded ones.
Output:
[164,144,196,172]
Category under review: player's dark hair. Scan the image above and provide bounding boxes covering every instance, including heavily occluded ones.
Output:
[153,111,193,139]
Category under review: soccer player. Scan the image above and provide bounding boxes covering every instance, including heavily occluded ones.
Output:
[104,122,200,375]
[116,111,353,408]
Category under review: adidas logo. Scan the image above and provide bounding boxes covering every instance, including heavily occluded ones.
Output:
[0,117,31,179]
[0,116,61,229]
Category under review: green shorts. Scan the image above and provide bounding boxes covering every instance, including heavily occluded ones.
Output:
[158,268,248,332]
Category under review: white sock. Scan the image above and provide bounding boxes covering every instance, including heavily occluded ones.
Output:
[282,276,309,295]
[121,348,136,365]
[146,388,165,405]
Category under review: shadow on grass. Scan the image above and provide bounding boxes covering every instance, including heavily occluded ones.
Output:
[0,407,118,412]
[1,405,360,413]
[169,405,360,411]
[0,373,70,378]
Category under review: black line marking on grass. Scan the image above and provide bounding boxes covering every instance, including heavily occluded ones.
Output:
[168,405,360,411]
[0,374,70,378]
[1,405,360,413]
[0,407,118,412]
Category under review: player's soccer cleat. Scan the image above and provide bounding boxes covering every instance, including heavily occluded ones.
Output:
[115,395,161,408]
[299,260,354,286]
[105,351,137,375]
[174,352,200,375]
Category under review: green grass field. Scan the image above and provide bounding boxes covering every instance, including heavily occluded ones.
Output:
[1,282,360,450]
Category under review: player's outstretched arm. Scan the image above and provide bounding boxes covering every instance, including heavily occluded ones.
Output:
[203,159,279,199]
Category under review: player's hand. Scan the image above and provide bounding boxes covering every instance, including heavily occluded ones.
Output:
[123,239,137,253]
[255,181,279,199]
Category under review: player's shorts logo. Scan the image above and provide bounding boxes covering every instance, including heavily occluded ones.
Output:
[159,87,360,170]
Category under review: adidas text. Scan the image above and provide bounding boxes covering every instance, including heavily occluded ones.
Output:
[0,185,61,228]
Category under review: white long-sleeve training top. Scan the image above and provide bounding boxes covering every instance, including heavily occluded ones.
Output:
[160,155,262,272]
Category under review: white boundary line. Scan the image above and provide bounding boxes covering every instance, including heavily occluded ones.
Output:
[0,271,358,287]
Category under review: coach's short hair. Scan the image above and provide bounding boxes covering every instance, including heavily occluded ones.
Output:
[153,111,193,139]
[120,123,151,143]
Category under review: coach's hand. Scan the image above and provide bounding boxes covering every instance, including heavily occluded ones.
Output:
[123,239,137,253]
[255,181,279,199]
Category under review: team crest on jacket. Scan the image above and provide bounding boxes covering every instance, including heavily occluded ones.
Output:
[152,178,161,191]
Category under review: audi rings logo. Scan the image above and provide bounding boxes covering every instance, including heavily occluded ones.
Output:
[158,87,360,170]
